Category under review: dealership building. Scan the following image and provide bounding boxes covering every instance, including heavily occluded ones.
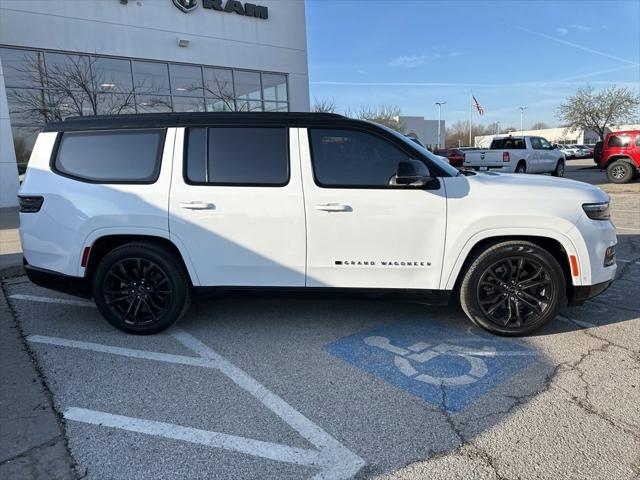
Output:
[0,0,310,207]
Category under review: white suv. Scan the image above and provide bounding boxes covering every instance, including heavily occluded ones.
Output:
[18,112,617,336]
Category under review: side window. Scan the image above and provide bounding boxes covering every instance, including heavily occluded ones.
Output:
[54,129,164,183]
[530,137,542,150]
[185,127,289,186]
[539,138,551,149]
[636,135,640,147]
[309,129,415,187]
[607,135,631,148]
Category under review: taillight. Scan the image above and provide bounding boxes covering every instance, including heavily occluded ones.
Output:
[18,195,44,213]
[502,152,510,162]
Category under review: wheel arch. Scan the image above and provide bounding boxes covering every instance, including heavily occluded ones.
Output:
[605,155,635,168]
[446,234,576,296]
[82,232,199,286]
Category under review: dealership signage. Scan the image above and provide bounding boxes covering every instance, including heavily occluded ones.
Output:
[172,0,268,19]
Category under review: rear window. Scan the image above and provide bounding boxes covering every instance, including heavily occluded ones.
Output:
[54,129,164,183]
[490,137,526,149]
[185,127,289,186]
[607,135,632,148]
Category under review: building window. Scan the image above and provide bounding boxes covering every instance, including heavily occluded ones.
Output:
[0,46,290,169]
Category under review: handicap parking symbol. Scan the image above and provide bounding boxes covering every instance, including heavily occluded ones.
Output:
[324,320,536,412]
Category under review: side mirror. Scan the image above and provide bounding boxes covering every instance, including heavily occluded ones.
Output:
[391,159,431,187]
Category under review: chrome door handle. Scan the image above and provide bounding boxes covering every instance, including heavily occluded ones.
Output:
[179,201,215,210]
[315,203,351,212]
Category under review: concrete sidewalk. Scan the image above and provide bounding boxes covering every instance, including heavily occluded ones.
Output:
[0,207,22,275]
[1,207,77,479]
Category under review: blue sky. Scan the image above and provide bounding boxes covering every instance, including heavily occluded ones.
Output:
[306,0,640,128]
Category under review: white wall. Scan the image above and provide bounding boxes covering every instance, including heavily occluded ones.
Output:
[0,57,19,208]
[399,116,444,148]
[0,0,309,109]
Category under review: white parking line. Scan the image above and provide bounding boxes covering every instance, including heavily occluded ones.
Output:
[616,227,640,232]
[64,407,321,467]
[9,294,95,308]
[27,331,365,479]
[617,258,640,265]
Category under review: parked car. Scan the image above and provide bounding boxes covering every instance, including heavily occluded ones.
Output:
[463,135,565,176]
[570,145,591,159]
[598,130,640,183]
[438,148,466,167]
[554,144,574,158]
[18,112,616,336]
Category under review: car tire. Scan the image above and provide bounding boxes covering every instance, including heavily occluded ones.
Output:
[606,160,634,184]
[551,159,565,177]
[515,162,526,173]
[92,242,191,335]
[459,240,565,336]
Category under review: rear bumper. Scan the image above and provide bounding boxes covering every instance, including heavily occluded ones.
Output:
[23,259,91,298]
[568,280,612,306]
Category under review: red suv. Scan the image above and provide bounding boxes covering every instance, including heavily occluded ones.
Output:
[599,130,640,183]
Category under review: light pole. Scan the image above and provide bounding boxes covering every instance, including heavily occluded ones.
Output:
[518,106,528,133]
[435,101,446,150]
[496,121,502,134]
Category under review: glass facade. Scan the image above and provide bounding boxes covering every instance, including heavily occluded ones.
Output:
[0,46,289,172]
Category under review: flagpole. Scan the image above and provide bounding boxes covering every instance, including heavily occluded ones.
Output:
[468,92,472,146]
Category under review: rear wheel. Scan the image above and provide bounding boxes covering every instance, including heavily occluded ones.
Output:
[515,162,526,173]
[607,160,634,184]
[92,242,191,334]
[459,241,565,336]
[552,159,565,177]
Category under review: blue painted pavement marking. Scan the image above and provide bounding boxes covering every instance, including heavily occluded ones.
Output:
[324,320,536,412]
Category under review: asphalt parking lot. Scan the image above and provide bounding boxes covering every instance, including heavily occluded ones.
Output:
[2,160,639,480]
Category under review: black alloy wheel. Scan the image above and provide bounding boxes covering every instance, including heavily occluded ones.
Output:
[477,257,551,329]
[460,241,565,336]
[93,242,191,334]
[103,258,172,327]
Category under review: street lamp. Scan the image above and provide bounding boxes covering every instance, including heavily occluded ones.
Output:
[435,101,446,150]
[518,106,528,133]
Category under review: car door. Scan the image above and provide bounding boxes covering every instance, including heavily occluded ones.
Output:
[169,126,306,287]
[538,137,556,171]
[298,126,447,290]
[528,137,544,172]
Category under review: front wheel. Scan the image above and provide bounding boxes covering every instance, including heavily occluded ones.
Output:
[552,159,565,177]
[459,241,565,336]
[607,160,634,184]
[92,242,191,334]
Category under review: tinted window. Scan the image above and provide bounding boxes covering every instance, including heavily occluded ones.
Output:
[309,129,412,187]
[185,128,289,185]
[54,130,164,182]
[636,136,640,147]
[607,135,631,148]
[490,137,526,149]
[530,137,542,149]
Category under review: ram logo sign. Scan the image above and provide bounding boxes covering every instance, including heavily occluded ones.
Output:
[172,0,198,13]
[172,0,269,20]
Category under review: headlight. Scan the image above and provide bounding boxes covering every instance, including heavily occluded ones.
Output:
[582,202,610,220]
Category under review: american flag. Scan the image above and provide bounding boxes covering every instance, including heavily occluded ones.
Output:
[472,95,485,116]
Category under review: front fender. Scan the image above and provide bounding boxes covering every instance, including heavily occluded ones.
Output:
[441,227,582,290]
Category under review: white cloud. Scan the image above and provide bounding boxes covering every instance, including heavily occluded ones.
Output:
[449,52,463,57]
[556,27,568,35]
[570,24,591,32]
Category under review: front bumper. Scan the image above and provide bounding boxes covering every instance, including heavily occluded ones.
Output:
[568,280,612,306]
[24,258,91,298]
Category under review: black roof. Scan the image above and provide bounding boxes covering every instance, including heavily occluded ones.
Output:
[42,112,354,132]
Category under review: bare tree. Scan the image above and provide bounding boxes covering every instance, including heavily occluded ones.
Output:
[445,120,490,147]
[8,52,166,124]
[346,104,405,132]
[202,75,236,111]
[312,97,337,113]
[530,121,549,130]
[556,85,640,140]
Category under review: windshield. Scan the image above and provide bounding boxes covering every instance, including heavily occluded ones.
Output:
[370,121,460,177]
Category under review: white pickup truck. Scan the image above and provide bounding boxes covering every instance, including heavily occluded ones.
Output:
[463,135,566,176]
